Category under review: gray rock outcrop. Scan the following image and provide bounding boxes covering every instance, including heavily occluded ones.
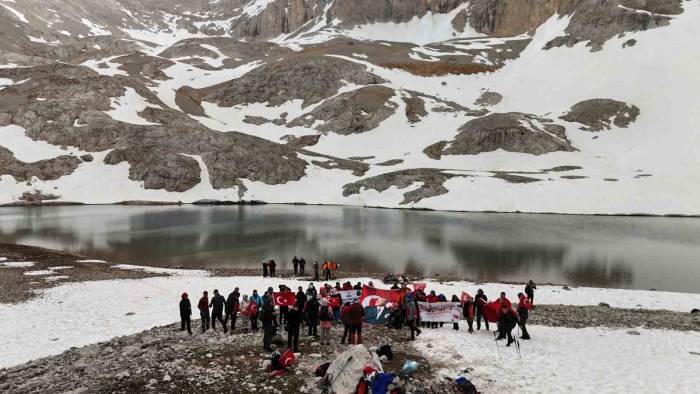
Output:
[560,99,640,131]
[424,112,575,158]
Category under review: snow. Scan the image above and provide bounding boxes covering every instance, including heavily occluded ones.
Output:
[0,261,35,268]
[76,259,107,264]
[0,266,698,368]
[1,3,28,24]
[0,125,82,162]
[80,18,111,36]
[415,327,700,393]
[22,270,54,276]
[104,87,159,125]
[80,56,128,76]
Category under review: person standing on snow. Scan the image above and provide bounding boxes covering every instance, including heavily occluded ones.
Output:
[313,261,319,281]
[498,292,512,310]
[496,305,519,347]
[262,261,268,278]
[305,295,320,338]
[462,294,476,333]
[319,298,334,346]
[451,295,461,331]
[286,304,302,352]
[299,257,306,276]
[404,292,422,340]
[475,289,489,331]
[260,298,276,352]
[198,291,211,333]
[225,288,239,333]
[210,289,227,332]
[179,292,192,335]
[296,286,308,314]
[340,302,352,344]
[525,280,537,304]
[426,291,439,329]
[348,298,365,344]
[306,283,317,299]
[292,256,299,275]
[517,292,532,340]
[268,259,277,277]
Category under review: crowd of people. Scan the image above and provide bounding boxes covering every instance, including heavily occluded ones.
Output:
[178,265,538,352]
[261,257,340,281]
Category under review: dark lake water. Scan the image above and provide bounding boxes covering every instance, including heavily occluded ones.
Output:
[0,205,698,293]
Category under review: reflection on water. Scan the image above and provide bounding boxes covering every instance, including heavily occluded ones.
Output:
[0,205,699,293]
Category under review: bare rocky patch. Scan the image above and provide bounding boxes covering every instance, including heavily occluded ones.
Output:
[0,145,81,182]
[424,112,575,159]
[560,98,640,132]
[343,168,465,205]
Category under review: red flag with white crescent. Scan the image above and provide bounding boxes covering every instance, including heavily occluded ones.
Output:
[273,292,296,307]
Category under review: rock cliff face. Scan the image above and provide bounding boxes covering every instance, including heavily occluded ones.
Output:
[0,0,695,214]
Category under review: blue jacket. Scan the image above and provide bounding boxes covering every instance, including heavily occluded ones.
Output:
[250,294,262,307]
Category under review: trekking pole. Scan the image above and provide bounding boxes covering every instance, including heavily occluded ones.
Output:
[494,332,502,361]
[515,326,522,363]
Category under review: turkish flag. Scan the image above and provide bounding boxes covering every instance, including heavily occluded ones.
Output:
[461,292,472,304]
[360,285,402,304]
[483,301,502,323]
[413,283,427,292]
[324,295,341,308]
[273,292,296,307]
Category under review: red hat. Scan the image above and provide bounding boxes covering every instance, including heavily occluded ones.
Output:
[182,292,188,299]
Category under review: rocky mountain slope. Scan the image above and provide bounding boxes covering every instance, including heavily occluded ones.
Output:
[0,0,698,214]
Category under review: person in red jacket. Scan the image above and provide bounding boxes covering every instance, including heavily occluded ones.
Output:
[340,302,352,344]
[498,292,512,310]
[426,290,439,328]
[517,293,533,340]
[198,291,210,333]
[348,299,365,344]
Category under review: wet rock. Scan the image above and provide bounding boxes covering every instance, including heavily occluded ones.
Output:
[80,154,94,162]
[560,99,640,132]
[626,330,641,336]
[691,309,699,314]
[424,112,575,158]
[599,302,611,307]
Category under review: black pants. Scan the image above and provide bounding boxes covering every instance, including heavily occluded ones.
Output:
[350,324,362,338]
[519,310,530,339]
[293,265,298,275]
[200,311,210,332]
[263,324,274,350]
[324,270,331,280]
[300,265,305,275]
[476,308,489,330]
[407,320,421,340]
[314,270,319,280]
[251,313,259,331]
[430,322,438,328]
[308,322,318,337]
[341,324,350,343]
[466,319,474,332]
[212,311,225,331]
[453,322,459,330]
[270,267,276,277]
[287,328,299,351]
[181,316,192,334]
[527,293,534,304]
[262,266,268,277]
[279,307,288,326]
[225,311,237,332]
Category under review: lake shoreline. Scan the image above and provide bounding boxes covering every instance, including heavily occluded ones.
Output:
[2,200,699,218]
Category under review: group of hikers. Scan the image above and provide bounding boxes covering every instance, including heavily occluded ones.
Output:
[178,263,537,352]
[262,256,340,280]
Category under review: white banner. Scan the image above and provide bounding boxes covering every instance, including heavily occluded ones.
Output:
[333,289,362,304]
[418,302,461,323]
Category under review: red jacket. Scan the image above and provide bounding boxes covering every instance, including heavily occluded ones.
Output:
[198,296,209,312]
[426,295,439,303]
[498,297,512,310]
[342,283,353,290]
[340,304,352,325]
[518,296,533,310]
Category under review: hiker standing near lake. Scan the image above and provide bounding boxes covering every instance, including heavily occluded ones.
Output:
[292,256,299,275]
[269,260,277,277]
[404,292,421,340]
[475,289,489,331]
[198,291,210,333]
[305,295,320,338]
[299,257,306,275]
[319,298,334,345]
[179,292,192,335]
[225,288,239,333]
[462,294,475,333]
[517,292,532,340]
[286,304,302,352]
[496,305,519,347]
[260,298,276,352]
[210,289,226,332]
[525,280,537,304]
[262,261,268,278]
[313,261,319,280]
[349,298,365,344]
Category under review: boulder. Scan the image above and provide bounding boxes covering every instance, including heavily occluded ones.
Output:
[322,345,380,394]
